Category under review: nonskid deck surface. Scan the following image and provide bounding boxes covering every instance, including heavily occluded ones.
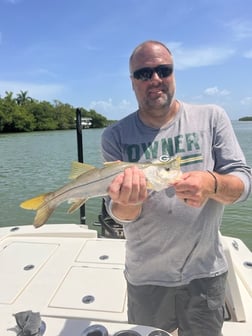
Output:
[0,224,251,336]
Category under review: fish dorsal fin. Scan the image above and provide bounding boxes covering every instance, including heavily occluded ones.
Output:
[69,161,96,179]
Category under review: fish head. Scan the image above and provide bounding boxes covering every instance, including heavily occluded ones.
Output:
[143,156,182,191]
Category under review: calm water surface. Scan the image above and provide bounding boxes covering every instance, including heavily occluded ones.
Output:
[1,122,251,249]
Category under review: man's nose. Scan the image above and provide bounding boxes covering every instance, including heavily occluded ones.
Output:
[150,70,162,81]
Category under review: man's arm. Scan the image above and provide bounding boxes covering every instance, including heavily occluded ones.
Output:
[208,172,245,204]
[173,170,250,208]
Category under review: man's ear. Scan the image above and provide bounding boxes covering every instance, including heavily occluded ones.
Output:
[130,76,136,92]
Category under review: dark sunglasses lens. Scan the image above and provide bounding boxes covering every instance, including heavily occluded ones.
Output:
[133,66,173,81]
[133,68,153,81]
[156,66,173,78]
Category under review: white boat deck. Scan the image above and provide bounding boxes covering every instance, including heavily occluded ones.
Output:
[0,224,251,336]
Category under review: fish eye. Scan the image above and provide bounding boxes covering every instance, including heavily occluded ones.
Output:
[165,167,170,171]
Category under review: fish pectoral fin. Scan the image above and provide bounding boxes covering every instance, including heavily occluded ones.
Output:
[69,161,96,179]
[67,198,87,214]
[20,193,49,210]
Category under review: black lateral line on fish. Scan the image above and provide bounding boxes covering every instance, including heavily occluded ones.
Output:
[38,169,124,208]
[35,159,181,209]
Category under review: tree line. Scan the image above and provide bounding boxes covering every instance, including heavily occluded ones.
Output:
[0,90,114,132]
[238,116,252,121]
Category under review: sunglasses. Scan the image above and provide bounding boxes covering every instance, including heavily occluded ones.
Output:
[132,64,173,81]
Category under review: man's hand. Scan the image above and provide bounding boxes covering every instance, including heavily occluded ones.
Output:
[173,171,215,207]
[173,170,244,207]
[107,166,148,221]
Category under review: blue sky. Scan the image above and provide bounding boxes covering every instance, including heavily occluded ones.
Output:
[0,0,252,120]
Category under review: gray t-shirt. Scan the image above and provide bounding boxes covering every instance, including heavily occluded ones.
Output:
[101,101,251,286]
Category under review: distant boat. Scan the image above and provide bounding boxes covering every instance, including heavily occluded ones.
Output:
[81,117,93,128]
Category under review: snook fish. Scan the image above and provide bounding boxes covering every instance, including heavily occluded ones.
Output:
[20,156,181,228]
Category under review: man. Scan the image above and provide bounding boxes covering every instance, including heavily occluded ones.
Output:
[101,40,251,336]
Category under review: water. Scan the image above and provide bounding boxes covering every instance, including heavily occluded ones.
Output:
[1,122,252,249]
[0,129,104,229]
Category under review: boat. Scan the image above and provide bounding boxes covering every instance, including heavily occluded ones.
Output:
[0,222,251,336]
[1,112,251,335]
[81,117,93,128]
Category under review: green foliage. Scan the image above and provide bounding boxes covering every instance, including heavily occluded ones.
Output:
[8,106,36,132]
[81,108,108,128]
[16,90,33,105]
[0,91,113,132]
[238,116,252,121]
[53,100,76,129]
[28,101,58,130]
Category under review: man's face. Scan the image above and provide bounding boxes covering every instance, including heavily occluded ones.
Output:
[130,43,176,113]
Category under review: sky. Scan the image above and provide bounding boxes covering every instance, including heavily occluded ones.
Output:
[0,0,252,121]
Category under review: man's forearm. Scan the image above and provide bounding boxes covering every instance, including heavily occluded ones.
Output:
[210,173,245,204]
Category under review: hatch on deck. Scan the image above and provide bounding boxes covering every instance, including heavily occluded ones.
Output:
[49,266,127,313]
[0,241,58,304]
[76,239,126,264]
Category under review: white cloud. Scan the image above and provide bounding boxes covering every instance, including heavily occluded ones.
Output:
[167,42,235,70]
[89,98,134,120]
[0,81,65,101]
[227,19,252,40]
[241,97,252,105]
[204,86,230,96]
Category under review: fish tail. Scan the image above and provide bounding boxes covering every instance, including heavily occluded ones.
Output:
[20,192,55,228]
[20,194,48,210]
[33,204,56,228]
